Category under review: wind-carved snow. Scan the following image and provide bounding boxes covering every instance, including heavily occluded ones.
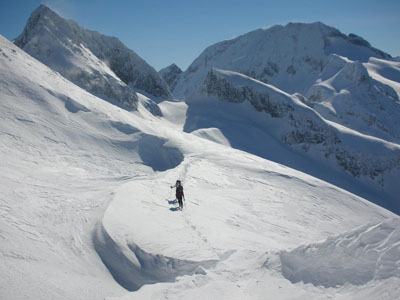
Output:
[280,218,400,287]
[93,222,217,291]
[191,127,231,146]
[137,135,184,172]
[14,4,169,113]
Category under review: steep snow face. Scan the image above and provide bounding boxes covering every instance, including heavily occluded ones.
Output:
[174,22,390,99]
[188,68,400,212]
[159,63,182,91]
[14,4,170,106]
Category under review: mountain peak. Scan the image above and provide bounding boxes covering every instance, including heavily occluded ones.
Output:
[159,63,183,91]
[35,3,53,14]
[15,5,171,101]
[30,3,64,24]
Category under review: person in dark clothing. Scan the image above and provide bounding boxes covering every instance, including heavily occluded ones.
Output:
[171,180,184,210]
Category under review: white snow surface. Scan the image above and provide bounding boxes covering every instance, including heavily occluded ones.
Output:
[1,30,399,300]
[280,218,400,287]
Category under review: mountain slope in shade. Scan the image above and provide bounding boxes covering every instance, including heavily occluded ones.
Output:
[14,4,170,111]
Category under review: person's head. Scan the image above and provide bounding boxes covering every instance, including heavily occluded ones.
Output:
[176,180,181,185]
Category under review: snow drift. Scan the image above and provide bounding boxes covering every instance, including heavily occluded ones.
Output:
[93,222,216,291]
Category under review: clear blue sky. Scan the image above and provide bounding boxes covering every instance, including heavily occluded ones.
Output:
[0,0,399,71]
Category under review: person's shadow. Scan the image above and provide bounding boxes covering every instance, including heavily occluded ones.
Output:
[167,199,179,211]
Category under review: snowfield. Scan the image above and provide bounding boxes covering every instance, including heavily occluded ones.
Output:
[1,8,400,300]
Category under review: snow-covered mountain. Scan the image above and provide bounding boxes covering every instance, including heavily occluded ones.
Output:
[175,22,391,97]
[159,63,182,91]
[14,4,170,112]
[174,22,399,142]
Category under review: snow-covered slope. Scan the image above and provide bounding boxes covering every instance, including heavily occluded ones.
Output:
[280,218,400,287]
[173,22,400,211]
[14,4,170,110]
[185,67,400,212]
[306,55,400,142]
[159,63,182,91]
[1,23,399,300]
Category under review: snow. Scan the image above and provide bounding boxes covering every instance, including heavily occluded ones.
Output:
[158,100,188,130]
[171,21,400,213]
[1,10,400,300]
[280,218,400,286]
[174,22,390,100]
[364,57,400,99]
[197,67,400,212]
[306,56,400,143]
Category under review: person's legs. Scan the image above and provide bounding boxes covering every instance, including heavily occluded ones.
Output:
[178,196,183,209]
